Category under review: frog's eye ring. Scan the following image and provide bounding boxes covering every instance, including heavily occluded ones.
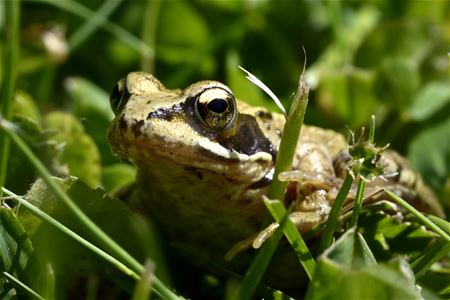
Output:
[110,78,128,115]
[194,88,237,131]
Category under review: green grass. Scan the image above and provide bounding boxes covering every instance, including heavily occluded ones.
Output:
[0,0,20,199]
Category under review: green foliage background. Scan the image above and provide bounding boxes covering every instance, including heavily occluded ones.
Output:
[0,0,449,299]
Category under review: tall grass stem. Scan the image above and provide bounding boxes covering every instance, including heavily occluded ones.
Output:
[318,174,353,253]
[2,271,45,300]
[141,0,161,73]
[69,0,123,51]
[32,0,153,58]
[234,72,312,300]
[0,0,20,198]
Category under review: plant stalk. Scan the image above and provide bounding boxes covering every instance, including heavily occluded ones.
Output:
[0,0,20,198]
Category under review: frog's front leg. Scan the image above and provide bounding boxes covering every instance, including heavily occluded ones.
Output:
[226,143,341,260]
[226,172,337,261]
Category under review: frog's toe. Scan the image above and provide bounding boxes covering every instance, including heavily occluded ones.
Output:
[225,236,255,261]
[225,223,280,261]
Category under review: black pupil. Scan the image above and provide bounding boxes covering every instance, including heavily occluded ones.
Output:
[207,98,228,114]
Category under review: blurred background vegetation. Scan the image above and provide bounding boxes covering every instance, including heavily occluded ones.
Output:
[4,0,448,207]
[1,0,449,299]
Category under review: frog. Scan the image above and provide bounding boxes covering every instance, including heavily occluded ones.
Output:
[107,71,444,289]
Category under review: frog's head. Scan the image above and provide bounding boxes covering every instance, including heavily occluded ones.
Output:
[108,72,276,185]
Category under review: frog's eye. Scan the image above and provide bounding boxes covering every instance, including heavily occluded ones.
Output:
[194,88,237,131]
[110,79,128,115]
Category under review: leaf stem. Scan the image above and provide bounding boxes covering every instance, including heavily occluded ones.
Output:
[231,208,289,300]
[2,271,45,300]
[141,0,161,73]
[267,74,309,200]
[69,0,123,51]
[31,0,153,58]
[2,188,139,280]
[318,173,353,253]
[234,71,312,300]
[368,114,375,143]
[263,198,315,278]
[349,179,366,227]
[384,189,450,243]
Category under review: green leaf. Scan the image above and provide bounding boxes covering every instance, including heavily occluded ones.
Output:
[378,57,420,109]
[156,1,215,82]
[408,119,450,193]
[357,209,437,260]
[411,240,450,278]
[0,207,33,273]
[20,178,174,298]
[5,115,44,193]
[12,91,41,122]
[65,77,114,124]
[307,228,422,300]
[64,76,117,165]
[44,111,101,187]
[101,164,136,193]
[315,68,378,127]
[408,82,450,121]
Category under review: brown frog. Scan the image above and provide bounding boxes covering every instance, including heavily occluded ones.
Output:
[107,72,443,289]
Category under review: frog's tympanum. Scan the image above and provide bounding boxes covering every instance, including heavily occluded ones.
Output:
[108,72,443,289]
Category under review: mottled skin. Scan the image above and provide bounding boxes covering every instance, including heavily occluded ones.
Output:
[108,72,443,289]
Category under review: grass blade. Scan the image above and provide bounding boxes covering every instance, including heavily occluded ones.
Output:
[2,271,45,300]
[132,260,155,300]
[356,232,376,266]
[349,179,366,227]
[233,69,311,299]
[411,240,450,278]
[31,0,153,58]
[0,0,20,198]
[428,215,450,235]
[384,189,450,243]
[230,209,289,300]
[69,0,123,51]
[141,0,161,73]
[318,173,353,253]
[3,187,139,279]
[263,198,315,278]
[267,73,309,199]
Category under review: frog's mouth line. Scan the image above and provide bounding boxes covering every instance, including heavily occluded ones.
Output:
[112,129,275,184]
